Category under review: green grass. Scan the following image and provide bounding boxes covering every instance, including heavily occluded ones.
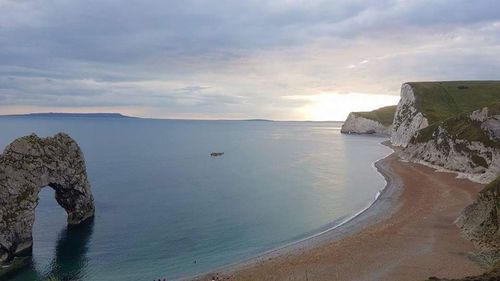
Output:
[354,105,397,126]
[412,102,500,148]
[407,81,500,124]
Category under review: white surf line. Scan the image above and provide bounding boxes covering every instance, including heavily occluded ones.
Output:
[249,140,395,257]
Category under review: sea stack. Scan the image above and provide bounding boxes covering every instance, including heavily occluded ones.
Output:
[0,133,95,266]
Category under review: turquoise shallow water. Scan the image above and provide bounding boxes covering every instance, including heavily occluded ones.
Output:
[0,117,391,280]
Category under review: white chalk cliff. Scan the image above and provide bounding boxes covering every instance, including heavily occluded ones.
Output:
[341,113,392,136]
[457,178,500,251]
[391,83,429,147]
[400,106,500,183]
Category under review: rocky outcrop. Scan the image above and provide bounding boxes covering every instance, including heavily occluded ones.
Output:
[457,176,500,252]
[341,105,396,136]
[444,177,500,281]
[391,83,429,147]
[341,113,392,135]
[389,81,500,280]
[0,133,94,266]
[400,106,500,183]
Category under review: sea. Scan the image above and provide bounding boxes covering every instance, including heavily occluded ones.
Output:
[0,117,392,280]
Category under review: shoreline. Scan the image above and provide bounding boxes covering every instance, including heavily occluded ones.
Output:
[193,145,485,281]
[191,143,403,280]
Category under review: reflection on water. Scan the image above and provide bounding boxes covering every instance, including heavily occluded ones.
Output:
[6,218,94,281]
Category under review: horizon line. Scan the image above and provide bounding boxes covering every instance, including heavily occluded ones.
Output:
[0,112,345,123]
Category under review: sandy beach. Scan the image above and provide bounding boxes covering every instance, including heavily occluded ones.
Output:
[194,152,486,281]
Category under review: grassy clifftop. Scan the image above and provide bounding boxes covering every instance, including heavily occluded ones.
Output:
[353,105,397,126]
[407,81,500,124]
[412,103,500,149]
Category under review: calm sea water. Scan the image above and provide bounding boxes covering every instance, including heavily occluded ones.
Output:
[0,117,391,281]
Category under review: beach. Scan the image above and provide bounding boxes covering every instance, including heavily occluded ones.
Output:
[194,151,486,281]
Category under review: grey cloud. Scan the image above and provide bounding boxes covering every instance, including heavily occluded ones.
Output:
[0,0,500,119]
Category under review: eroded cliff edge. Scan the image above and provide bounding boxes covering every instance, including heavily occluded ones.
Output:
[341,105,396,136]
[387,81,500,280]
[402,104,500,183]
[0,133,94,267]
[392,81,500,183]
[391,83,429,146]
[343,82,500,261]
[428,177,500,280]
[457,176,500,252]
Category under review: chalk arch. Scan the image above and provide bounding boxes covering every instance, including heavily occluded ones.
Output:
[0,133,95,265]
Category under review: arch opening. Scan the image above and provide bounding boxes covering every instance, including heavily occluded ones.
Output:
[0,133,95,272]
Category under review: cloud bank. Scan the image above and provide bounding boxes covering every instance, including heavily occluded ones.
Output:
[1,0,499,120]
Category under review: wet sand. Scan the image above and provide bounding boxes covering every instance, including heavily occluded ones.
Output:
[194,153,485,281]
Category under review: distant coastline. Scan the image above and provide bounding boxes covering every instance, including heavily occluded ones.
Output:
[0,113,345,122]
[0,112,137,118]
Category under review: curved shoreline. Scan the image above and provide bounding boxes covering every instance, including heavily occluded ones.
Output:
[190,143,403,280]
[196,144,485,280]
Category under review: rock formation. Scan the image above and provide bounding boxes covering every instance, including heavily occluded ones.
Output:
[457,176,500,251]
[341,105,396,136]
[0,133,94,266]
[391,83,429,147]
[430,176,500,281]
[401,105,500,183]
[341,113,391,135]
[391,81,500,148]
[387,81,500,280]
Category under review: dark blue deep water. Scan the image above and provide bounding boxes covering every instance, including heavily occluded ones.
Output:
[0,117,391,280]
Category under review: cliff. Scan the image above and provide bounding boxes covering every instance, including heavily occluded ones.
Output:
[391,81,500,147]
[457,176,500,251]
[387,81,500,280]
[0,133,94,268]
[401,104,500,183]
[430,176,500,281]
[341,105,396,136]
[391,84,430,146]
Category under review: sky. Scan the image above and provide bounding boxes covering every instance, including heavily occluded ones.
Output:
[1,0,500,121]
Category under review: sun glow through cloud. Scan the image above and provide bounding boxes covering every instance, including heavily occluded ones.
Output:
[286,93,400,121]
[1,1,500,120]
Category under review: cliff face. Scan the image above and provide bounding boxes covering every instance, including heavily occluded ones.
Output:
[457,176,500,251]
[391,83,429,147]
[341,105,396,136]
[341,113,392,135]
[0,133,94,266]
[426,160,500,281]
[389,81,500,280]
[401,106,500,183]
[391,81,500,148]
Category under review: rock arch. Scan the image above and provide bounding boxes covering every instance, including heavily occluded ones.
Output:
[0,133,95,265]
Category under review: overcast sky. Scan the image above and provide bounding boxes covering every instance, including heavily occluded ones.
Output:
[1,0,500,120]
